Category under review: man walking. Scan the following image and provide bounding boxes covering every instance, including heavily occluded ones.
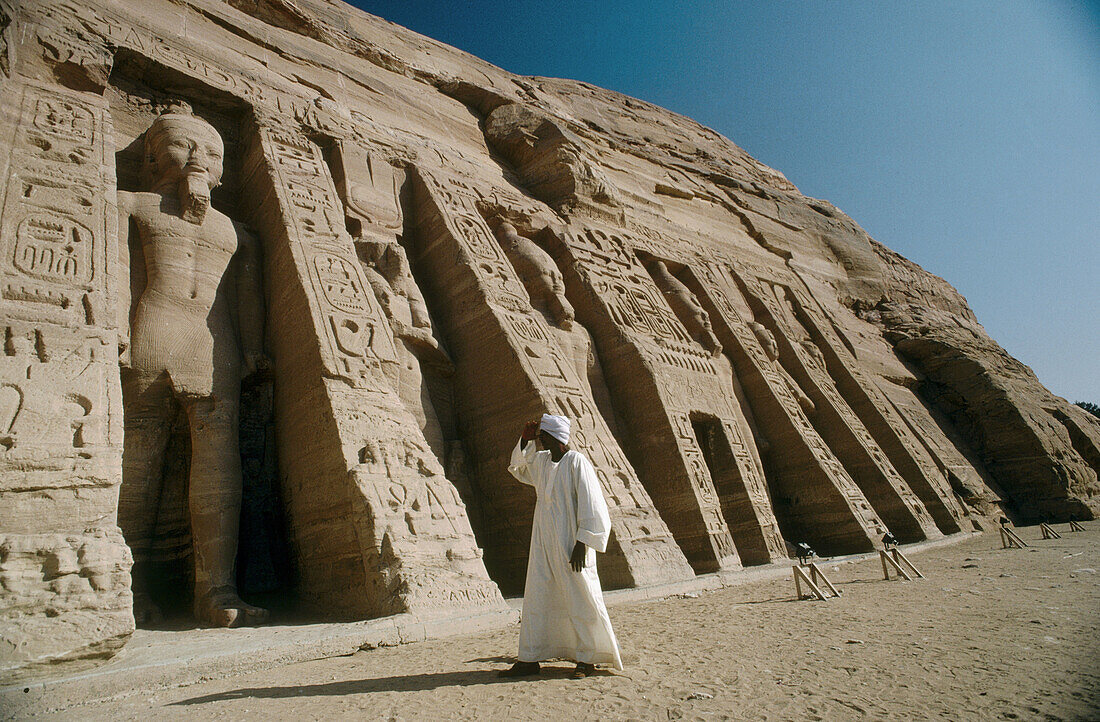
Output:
[499,414,623,678]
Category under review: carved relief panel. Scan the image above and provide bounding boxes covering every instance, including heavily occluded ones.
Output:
[416,169,694,585]
[724,260,885,535]
[2,81,110,328]
[253,124,397,384]
[0,79,118,466]
[752,272,949,537]
[0,74,131,674]
[784,274,969,524]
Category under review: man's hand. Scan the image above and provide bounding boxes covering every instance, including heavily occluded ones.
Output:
[570,541,587,572]
[521,420,539,442]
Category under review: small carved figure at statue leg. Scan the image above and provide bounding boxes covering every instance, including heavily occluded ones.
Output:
[119,369,176,624]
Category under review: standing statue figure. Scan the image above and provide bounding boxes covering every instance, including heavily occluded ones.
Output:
[648,260,722,357]
[116,102,268,627]
[357,237,454,458]
[750,321,814,415]
[495,221,575,329]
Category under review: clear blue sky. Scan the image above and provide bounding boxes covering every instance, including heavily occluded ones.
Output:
[353,1,1100,403]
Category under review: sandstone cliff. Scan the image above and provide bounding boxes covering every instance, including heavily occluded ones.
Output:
[0,0,1096,682]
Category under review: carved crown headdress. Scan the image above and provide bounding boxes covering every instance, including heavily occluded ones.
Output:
[141,100,222,188]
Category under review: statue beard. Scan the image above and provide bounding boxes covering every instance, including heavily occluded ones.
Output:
[179,171,211,224]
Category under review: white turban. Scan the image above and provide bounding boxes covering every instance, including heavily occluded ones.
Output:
[539,414,571,444]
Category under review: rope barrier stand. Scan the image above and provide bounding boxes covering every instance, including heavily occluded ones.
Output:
[1000,526,1028,548]
[793,562,840,601]
[880,548,925,580]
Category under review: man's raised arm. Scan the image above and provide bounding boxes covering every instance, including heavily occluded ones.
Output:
[507,420,541,486]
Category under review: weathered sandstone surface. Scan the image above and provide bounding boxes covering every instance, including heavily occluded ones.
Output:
[1,0,1096,682]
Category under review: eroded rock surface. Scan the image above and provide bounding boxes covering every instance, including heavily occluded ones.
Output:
[0,0,1095,682]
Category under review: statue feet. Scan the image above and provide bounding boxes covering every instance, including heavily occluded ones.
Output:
[195,586,269,628]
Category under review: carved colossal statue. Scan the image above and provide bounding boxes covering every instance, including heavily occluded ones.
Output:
[751,321,814,414]
[116,102,268,627]
[648,260,722,356]
[359,238,435,341]
[494,221,575,329]
[799,338,828,374]
[358,237,453,458]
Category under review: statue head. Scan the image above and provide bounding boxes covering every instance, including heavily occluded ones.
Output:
[380,242,413,279]
[141,102,224,223]
[495,221,520,248]
[800,339,825,369]
[751,321,779,361]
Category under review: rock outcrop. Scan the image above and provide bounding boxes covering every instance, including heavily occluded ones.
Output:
[1,0,1095,682]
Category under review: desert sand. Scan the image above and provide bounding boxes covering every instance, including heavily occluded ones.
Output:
[12,527,1100,721]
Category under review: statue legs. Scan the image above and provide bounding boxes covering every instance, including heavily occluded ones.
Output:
[119,369,175,623]
[120,369,268,627]
[183,393,268,627]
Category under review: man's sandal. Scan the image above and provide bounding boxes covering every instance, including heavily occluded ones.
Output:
[498,661,541,677]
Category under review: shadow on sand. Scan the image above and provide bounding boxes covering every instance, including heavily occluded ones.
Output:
[170,665,611,705]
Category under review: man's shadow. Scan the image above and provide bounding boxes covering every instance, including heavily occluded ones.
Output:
[170,661,609,705]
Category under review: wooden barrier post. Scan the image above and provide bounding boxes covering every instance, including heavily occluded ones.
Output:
[1069,520,1085,532]
[809,563,841,597]
[891,548,924,578]
[793,564,823,600]
[1000,526,1028,548]
[880,549,910,580]
[1040,522,1062,540]
[793,563,840,601]
[880,549,925,580]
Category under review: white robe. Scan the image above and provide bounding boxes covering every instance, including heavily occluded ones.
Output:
[508,439,623,669]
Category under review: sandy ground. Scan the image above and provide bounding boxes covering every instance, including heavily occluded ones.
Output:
[11,526,1100,721]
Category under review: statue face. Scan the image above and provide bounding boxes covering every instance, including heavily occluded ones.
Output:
[752,323,779,360]
[148,118,224,190]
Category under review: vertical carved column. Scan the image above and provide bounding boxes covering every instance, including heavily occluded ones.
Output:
[878,378,997,517]
[646,258,787,565]
[744,278,942,543]
[238,120,502,618]
[408,168,693,591]
[786,270,969,533]
[550,222,754,573]
[0,78,133,679]
[692,260,882,555]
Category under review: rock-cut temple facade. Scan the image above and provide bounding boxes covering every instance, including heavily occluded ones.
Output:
[1,0,1098,681]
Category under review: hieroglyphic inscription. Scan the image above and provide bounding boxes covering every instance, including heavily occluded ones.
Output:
[879,382,976,517]
[670,411,737,557]
[0,325,110,457]
[762,273,961,526]
[14,215,94,285]
[419,171,530,314]
[564,224,725,383]
[419,172,692,579]
[257,124,396,381]
[1,81,108,327]
[783,276,967,520]
[420,171,594,405]
[73,5,278,108]
[351,428,502,613]
[599,275,692,347]
[721,418,786,558]
[689,266,787,497]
